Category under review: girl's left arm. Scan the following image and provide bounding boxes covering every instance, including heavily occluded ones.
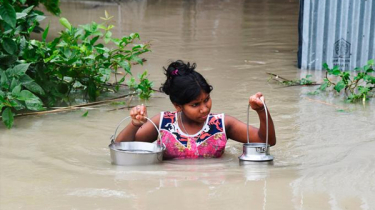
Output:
[225,92,276,146]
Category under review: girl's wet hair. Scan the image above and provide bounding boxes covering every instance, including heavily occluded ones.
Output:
[160,60,213,105]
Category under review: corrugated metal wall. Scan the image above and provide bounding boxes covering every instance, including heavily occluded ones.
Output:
[298,0,375,70]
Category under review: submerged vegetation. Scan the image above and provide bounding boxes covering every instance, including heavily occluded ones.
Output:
[267,72,317,86]
[317,60,375,103]
[268,59,375,104]
[0,0,153,128]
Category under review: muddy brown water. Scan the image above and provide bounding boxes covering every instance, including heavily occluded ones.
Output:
[1,0,375,209]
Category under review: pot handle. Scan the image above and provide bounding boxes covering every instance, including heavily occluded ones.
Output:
[246,98,269,151]
[110,116,162,148]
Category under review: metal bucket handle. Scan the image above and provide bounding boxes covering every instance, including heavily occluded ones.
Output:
[246,98,269,152]
[110,116,163,148]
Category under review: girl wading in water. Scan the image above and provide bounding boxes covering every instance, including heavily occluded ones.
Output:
[116,60,276,159]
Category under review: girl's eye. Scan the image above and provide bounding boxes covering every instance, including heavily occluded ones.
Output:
[191,103,199,107]
[204,97,210,102]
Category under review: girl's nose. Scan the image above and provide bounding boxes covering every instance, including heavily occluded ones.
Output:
[200,104,208,113]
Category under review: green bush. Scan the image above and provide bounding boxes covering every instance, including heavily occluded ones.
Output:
[0,1,152,128]
[0,0,57,128]
[27,15,150,103]
[318,60,375,103]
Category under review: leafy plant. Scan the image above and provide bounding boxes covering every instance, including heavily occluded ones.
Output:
[25,0,61,16]
[127,71,154,101]
[28,14,151,103]
[0,4,153,128]
[0,0,59,38]
[0,63,45,128]
[283,75,314,86]
[0,2,48,70]
[318,60,375,102]
[0,0,58,128]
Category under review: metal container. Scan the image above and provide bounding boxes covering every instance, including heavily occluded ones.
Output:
[109,116,165,166]
[239,99,274,162]
[239,143,273,162]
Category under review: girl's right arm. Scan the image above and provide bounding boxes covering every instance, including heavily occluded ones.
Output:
[115,104,160,142]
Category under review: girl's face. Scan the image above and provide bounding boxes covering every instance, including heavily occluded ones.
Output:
[177,91,212,123]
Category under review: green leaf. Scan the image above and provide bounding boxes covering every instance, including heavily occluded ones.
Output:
[10,78,18,90]
[111,38,121,46]
[22,6,34,14]
[129,33,140,40]
[59,17,72,30]
[104,31,112,44]
[364,75,375,83]
[90,36,100,45]
[0,91,6,111]
[41,0,61,16]
[119,60,131,75]
[0,90,4,99]
[9,99,25,110]
[2,38,18,55]
[363,65,370,71]
[1,71,9,89]
[82,110,89,117]
[22,81,45,96]
[0,1,16,28]
[358,86,369,94]
[118,76,126,84]
[18,74,33,84]
[332,65,340,71]
[366,68,374,73]
[332,69,341,76]
[2,107,14,129]
[17,90,45,111]
[11,85,21,97]
[42,23,50,42]
[132,44,143,51]
[25,99,45,111]
[131,55,143,65]
[333,81,346,92]
[16,12,27,19]
[17,90,38,101]
[9,63,30,76]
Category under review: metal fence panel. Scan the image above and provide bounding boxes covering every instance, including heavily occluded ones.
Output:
[298,0,375,70]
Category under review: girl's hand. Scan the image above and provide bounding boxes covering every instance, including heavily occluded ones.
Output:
[130,104,147,126]
[249,92,265,111]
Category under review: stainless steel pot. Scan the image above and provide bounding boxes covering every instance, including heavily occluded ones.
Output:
[239,99,274,162]
[109,116,165,166]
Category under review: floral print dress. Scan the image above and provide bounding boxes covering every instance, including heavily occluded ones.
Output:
[159,112,227,159]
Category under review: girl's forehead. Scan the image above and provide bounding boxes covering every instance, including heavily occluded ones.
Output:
[191,91,210,102]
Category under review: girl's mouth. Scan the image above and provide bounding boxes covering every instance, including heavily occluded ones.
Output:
[200,115,208,120]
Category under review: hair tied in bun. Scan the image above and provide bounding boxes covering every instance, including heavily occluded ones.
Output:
[171,69,179,76]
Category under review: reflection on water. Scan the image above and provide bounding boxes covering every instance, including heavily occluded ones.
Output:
[1,0,375,209]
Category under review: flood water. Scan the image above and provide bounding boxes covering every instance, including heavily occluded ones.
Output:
[1,0,375,209]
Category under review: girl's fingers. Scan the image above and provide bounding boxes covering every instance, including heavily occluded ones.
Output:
[140,104,147,116]
[130,104,147,124]
[249,93,265,110]
[260,95,265,102]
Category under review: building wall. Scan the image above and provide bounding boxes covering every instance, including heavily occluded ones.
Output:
[298,0,375,70]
